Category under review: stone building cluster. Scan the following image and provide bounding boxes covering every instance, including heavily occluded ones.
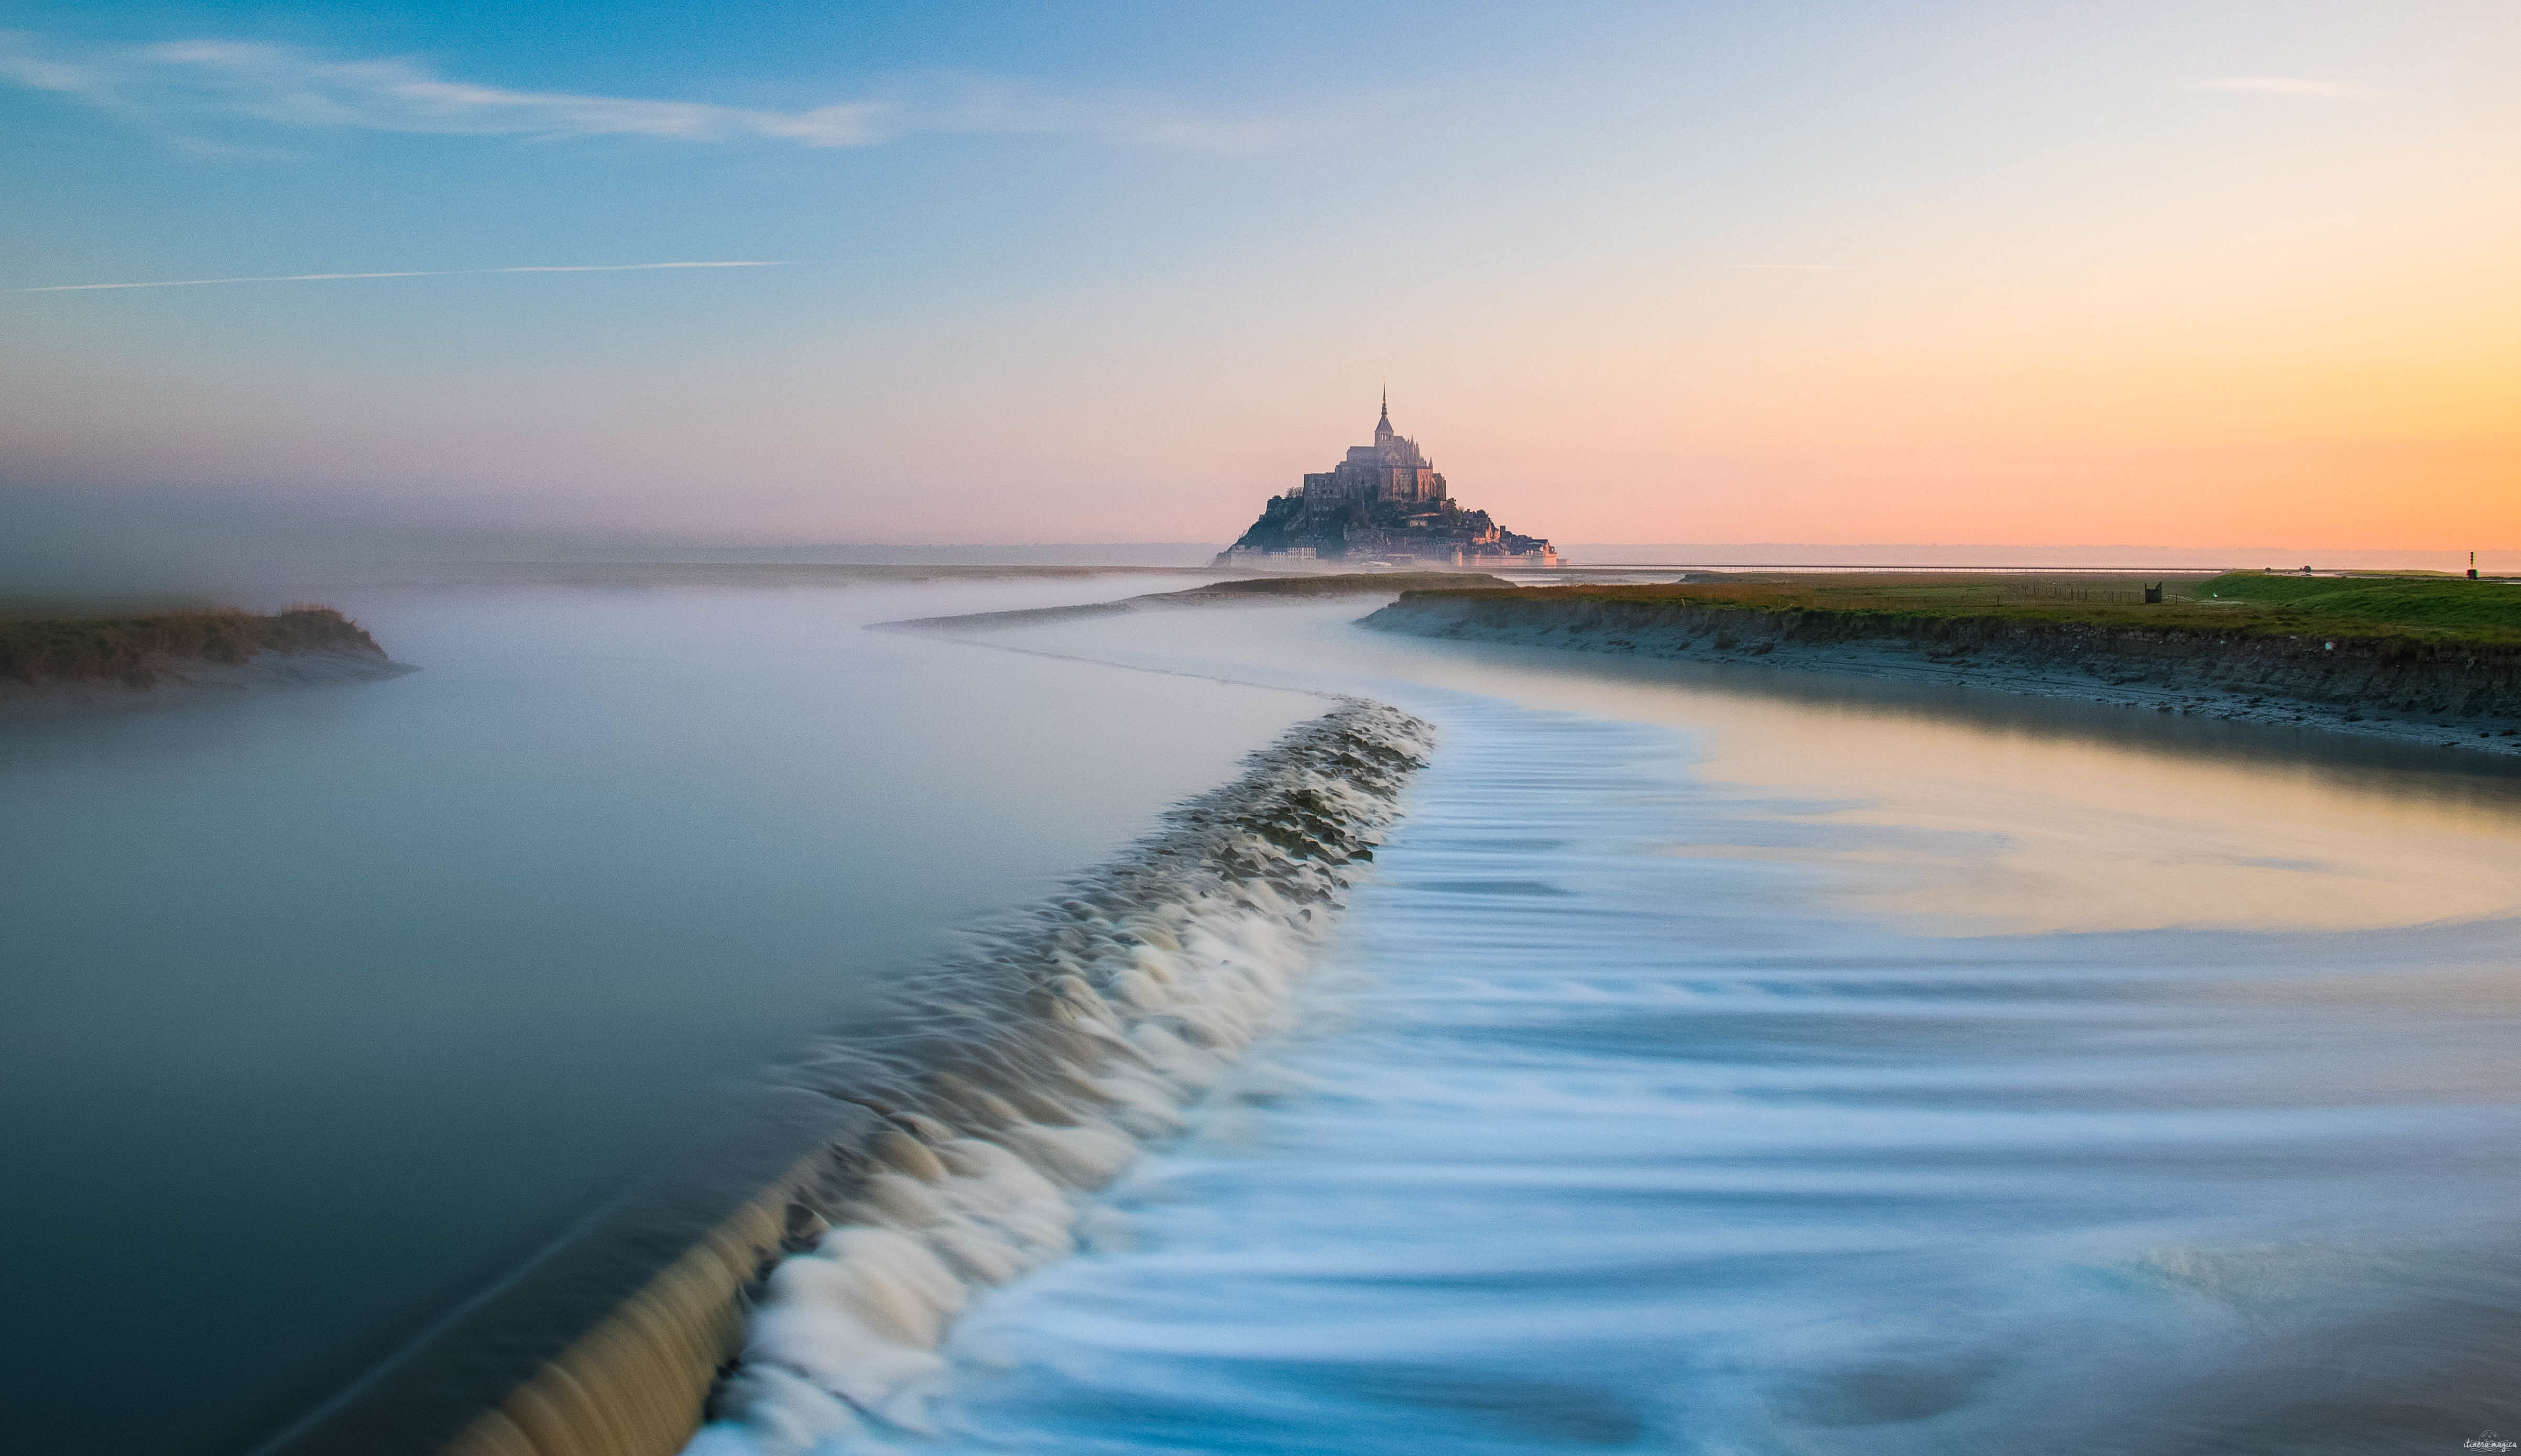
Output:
[1215,394,1557,567]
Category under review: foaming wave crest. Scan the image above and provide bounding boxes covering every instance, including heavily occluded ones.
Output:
[680,700,1431,1455]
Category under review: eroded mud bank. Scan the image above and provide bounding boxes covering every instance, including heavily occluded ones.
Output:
[1363,593,2521,754]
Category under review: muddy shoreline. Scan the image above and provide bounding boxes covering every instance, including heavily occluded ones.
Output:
[0,648,414,719]
[0,607,411,719]
[1362,594,2521,756]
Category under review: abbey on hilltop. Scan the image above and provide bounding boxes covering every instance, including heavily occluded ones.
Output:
[1215,392,1557,567]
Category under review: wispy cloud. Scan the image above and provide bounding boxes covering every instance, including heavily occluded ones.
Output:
[8,260,786,294]
[0,32,1301,155]
[2187,76,2374,100]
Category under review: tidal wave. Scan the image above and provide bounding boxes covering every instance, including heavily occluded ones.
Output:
[647,700,1434,1456]
[824,687,2521,1456]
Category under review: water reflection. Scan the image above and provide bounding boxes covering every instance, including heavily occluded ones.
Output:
[0,575,1315,1456]
[995,599,2521,936]
[872,599,2521,1454]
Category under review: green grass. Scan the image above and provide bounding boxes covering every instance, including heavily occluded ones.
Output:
[0,606,382,686]
[1405,571,2521,647]
[2188,572,2521,638]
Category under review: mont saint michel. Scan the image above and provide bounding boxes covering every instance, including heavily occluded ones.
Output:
[1216,395,1558,567]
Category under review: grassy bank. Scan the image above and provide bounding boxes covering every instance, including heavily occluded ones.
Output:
[2184,573,2521,641]
[1408,572,2521,648]
[1368,571,2521,747]
[0,606,385,687]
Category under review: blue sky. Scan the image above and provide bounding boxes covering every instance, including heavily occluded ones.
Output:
[4,2,2515,548]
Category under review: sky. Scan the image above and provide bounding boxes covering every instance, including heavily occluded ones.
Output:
[2,1,2516,551]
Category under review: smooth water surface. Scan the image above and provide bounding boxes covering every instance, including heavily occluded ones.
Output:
[0,576,1317,1454]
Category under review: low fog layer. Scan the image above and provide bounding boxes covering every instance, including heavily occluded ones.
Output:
[0,486,1226,602]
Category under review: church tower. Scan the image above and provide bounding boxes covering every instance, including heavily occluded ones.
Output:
[1214,384,1554,565]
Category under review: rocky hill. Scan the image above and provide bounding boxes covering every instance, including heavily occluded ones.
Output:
[1216,396,1555,566]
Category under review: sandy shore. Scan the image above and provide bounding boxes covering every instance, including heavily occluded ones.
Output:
[879,572,1508,634]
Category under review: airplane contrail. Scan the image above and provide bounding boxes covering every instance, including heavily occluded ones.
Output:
[6,260,789,293]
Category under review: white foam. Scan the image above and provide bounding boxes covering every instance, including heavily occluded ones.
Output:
[681,703,1432,1454]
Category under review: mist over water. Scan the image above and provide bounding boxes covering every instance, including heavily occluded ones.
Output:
[741,599,2521,1454]
[0,575,1315,1455]
[14,581,2521,1454]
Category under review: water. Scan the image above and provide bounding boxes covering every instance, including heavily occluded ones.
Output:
[15,582,2521,1453]
[702,597,2521,1454]
[0,575,1318,1455]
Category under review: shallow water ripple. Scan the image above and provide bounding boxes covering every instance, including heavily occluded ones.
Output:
[901,696,2521,1455]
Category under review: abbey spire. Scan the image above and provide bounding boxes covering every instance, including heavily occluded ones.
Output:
[1215,388,1557,567]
